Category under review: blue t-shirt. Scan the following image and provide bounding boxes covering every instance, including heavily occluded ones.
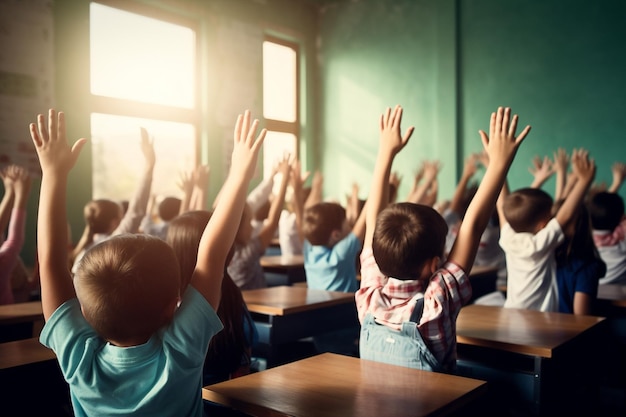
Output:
[40,287,222,417]
[556,257,605,314]
[304,232,361,292]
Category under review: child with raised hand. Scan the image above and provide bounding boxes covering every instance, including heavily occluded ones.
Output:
[71,126,156,273]
[32,108,265,417]
[499,148,596,312]
[357,105,529,372]
[0,165,32,305]
[228,152,291,290]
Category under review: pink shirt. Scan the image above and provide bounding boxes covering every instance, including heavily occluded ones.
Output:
[356,247,472,366]
[0,209,26,305]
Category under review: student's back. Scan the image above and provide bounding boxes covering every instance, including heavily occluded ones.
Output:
[589,191,626,285]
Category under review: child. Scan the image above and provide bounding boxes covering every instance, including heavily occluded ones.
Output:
[499,149,596,312]
[588,161,626,285]
[552,149,605,315]
[71,126,155,274]
[140,195,181,240]
[0,165,32,305]
[227,153,291,290]
[32,108,265,416]
[300,169,367,293]
[356,105,529,372]
[166,210,258,385]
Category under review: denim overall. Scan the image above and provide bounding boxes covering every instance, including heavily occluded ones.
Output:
[359,296,443,371]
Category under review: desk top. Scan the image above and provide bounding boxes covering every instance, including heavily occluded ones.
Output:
[260,254,304,269]
[597,283,626,307]
[456,304,604,358]
[0,301,43,325]
[0,337,56,370]
[243,286,354,316]
[203,353,487,417]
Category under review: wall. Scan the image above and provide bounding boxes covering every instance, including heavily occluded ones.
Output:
[318,0,626,204]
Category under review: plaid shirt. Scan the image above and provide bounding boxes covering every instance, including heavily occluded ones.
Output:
[356,247,472,367]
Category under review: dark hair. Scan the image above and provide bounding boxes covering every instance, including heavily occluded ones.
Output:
[372,202,448,279]
[588,191,625,231]
[302,202,346,246]
[555,203,605,270]
[166,210,252,378]
[503,188,553,233]
[85,199,122,234]
[158,197,182,222]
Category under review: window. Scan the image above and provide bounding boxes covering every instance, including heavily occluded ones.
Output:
[262,38,299,179]
[89,2,198,200]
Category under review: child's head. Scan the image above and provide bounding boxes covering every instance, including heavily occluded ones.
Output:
[588,191,625,231]
[503,188,553,233]
[302,202,349,247]
[84,199,123,234]
[372,202,448,280]
[158,196,182,222]
[74,233,181,346]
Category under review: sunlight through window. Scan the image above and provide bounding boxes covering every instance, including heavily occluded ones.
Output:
[263,41,296,122]
[90,2,195,108]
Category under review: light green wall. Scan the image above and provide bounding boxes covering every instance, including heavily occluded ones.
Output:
[318,0,626,204]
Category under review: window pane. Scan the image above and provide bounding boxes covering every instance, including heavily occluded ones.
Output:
[91,113,195,200]
[263,131,296,179]
[90,2,195,108]
[263,41,296,122]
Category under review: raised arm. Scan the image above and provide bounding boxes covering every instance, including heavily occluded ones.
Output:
[608,162,626,193]
[0,166,16,238]
[420,177,439,207]
[177,168,194,215]
[364,105,414,249]
[258,154,291,251]
[555,148,595,229]
[114,127,156,235]
[449,107,530,272]
[407,160,440,205]
[553,148,569,201]
[448,154,477,216]
[529,155,554,189]
[304,171,323,209]
[191,111,265,310]
[289,159,307,245]
[191,164,210,211]
[30,109,87,320]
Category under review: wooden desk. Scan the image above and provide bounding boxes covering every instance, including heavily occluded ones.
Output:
[243,286,357,367]
[455,304,606,415]
[0,301,44,342]
[203,353,488,417]
[261,254,306,285]
[0,337,55,370]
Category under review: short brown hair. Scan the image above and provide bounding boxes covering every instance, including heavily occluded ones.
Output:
[84,199,122,234]
[302,202,346,246]
[158,197,182,222]
[503,188,553,233]
[75,234,181,344]
[372,202,448,279]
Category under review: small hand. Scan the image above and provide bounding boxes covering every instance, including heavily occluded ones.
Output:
[379,105,414,157]
[139,127,156,168]
[231,110,266,182]
[478,107,530,167]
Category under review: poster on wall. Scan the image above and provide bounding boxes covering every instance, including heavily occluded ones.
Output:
[0,0,54,177]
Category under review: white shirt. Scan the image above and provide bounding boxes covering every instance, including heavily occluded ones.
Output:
[500,218,564,312]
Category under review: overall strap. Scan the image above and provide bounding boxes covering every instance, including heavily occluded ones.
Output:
[409,295,425,323]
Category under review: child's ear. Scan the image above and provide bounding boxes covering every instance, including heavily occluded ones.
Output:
[428,256,441,274]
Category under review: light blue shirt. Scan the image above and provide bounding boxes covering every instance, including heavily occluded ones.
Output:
[40,287,222,417]
[304,232,361,292]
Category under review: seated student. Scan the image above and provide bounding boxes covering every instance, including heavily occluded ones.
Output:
[71,126,155,274]
[32,108,265,417]
[227,154,291,290]
[588,161,626,285]
[300,170,366,293]
[357,105,529,372]
[0,165,32,305]
[140,195,181,240]
[552,149,606,315]
[499,149,596,312]
[166,210,258,385]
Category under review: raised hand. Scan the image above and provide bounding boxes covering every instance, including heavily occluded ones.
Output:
[30,109,86,176]
[571,148,596,185]
[478,107,530,167]
[230,110,266,182]
[139,127,156,168]
[378,105,414,158]
[528,155,554,188]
